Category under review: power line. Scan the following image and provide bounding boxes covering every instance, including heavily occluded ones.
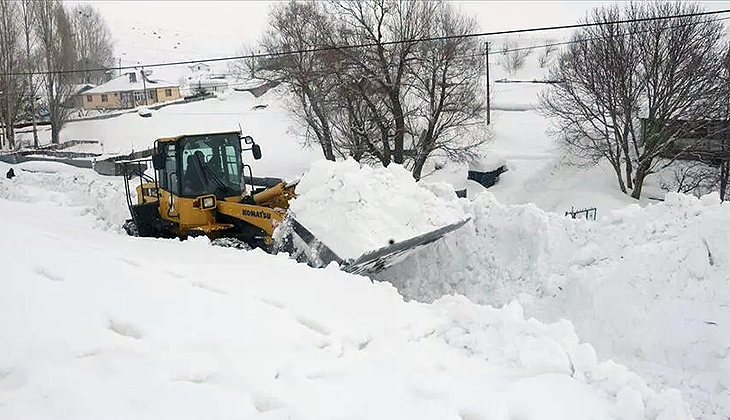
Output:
[490,16,730,57]
[443,15,730,62]
[4,7,729,77]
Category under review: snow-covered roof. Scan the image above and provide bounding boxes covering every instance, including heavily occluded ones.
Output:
[70,83,96,96]
[84,72,178,94]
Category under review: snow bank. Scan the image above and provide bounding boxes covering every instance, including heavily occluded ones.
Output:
[379,191,730,419]
[0,191,692,419]
[288,158,469,259]
[0,158,700,420]
[0,161,130,232]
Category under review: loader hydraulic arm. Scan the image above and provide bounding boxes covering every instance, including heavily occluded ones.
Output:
[252,181,298,209]
[214,181,297,236]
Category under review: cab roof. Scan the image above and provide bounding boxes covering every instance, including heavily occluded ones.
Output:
[156,130,242,144]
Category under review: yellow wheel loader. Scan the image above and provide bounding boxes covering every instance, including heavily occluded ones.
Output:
[121,130,469,275]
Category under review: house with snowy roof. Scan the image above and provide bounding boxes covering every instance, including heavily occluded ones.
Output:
[80,70,180,110]
[183,63,229,96]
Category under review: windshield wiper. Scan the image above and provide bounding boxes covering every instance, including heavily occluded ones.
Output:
[202,166,234,196]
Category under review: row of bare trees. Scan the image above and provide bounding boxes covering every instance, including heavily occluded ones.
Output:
[541,1,729,200]
[238,0,488,180]
[0,0,113,149]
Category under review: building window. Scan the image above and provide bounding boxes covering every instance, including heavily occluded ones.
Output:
[165,88,172,97]
[86,95,92,102]
[148,90,154,100]
[101,94,108,102]
[134,91,144,102]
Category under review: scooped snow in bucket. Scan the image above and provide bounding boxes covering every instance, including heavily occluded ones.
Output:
[286,158,470,261]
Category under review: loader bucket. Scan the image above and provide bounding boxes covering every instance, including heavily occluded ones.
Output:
[276,217,471,276]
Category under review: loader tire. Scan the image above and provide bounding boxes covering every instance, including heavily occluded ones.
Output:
[122,220,139,237]
[211,237,252,250]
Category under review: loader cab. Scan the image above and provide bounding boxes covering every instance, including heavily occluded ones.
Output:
[155,131,259,199]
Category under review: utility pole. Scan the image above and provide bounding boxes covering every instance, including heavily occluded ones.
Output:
[141,66,148,106]
[485,41,491,125]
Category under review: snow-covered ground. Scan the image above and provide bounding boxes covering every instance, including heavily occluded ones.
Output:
[14,88,321,182]
[0,162,701,419]
[2,45,729,418]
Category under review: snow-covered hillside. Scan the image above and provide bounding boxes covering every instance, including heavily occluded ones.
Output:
[16,88,320,181]
[0,162,700,420]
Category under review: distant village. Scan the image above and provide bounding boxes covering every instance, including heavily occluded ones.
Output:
[71,63,230,112]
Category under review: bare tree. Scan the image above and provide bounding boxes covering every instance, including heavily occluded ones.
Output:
[660,161,720,197]
[228,44,259,82]
[540,5,642,194]
[35,0,75,144]
[256,0,337,160]
[331,0,438,166]
[717,47,730,201]
[0,0,23,150]
[69,4,114,84]
[630,2,725,198]
[407,3,487,179]
[20,0,39,147]
[500,40,532,76]
[540,1,724,199]
[537,39,557,68]
[259,0,488,178]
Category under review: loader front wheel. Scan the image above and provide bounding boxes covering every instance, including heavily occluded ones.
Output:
[211,237,252,250]
[122,220,139,237]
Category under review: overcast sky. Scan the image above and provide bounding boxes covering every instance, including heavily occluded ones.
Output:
[65,1,730,79]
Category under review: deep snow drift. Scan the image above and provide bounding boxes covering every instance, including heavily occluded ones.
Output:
[0,161,698,420]
[379,190,730,419]
[289,158,468,259]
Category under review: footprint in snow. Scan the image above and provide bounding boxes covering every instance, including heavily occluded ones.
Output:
[107,318,143,340]
[252,393,286,413]
[191,281,228,295]
[296,316,330,336]
[118,258,141,268]
[34,266,65,282]
[76,348,102,358]
[260,298,285,309]
[171,373,211,384]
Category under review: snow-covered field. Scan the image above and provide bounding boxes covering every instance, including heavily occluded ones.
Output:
[2,48,729,419]
[0,162,702,420]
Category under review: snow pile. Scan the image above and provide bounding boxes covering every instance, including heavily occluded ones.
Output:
[379,191,730,418]
[288,158,469,259]
[0,171,696,418]
[0,161,130,232]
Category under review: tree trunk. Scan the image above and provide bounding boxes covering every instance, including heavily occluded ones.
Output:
[391,92,405,164]
[4,105,14,149]
[631,159,651,199]
[720,160,728,202]
[26,49,38,148]
[51,123,60,144]
[612,162,628,194]
[621,138,633,190]
[3,123,13,150]
[23,7,38,148]
[411,153,428,181]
